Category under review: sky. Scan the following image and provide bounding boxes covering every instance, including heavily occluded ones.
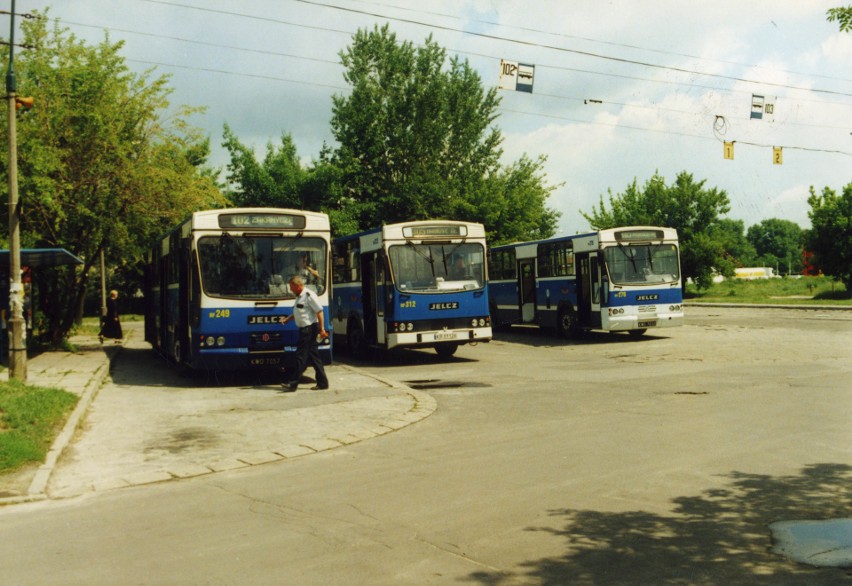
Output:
[8,0,852,236]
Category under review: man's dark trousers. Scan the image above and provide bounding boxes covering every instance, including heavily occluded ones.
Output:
[289,323,328,387]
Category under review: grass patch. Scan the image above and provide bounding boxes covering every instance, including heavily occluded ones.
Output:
[0,379,78,473]
[686,276,850,305]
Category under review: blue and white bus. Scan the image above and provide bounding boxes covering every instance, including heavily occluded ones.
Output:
[489,226,683,337]
[331,220,492,357]
[144,208,332,370]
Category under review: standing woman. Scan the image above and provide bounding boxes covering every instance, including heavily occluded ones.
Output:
[99,289,123,344]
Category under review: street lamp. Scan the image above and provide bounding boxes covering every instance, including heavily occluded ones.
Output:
[6,0,27,380]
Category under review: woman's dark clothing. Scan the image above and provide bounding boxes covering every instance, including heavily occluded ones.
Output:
[100,297,123,340]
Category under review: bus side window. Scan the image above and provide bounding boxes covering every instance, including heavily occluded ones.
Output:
[349,248,360,282]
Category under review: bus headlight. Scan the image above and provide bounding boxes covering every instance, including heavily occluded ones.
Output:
[205,336,215,347]
[216,336,226,347]
[608,308,625,316]
[669,304,682,312]
[471,318,478,327]
[407,322,414,331]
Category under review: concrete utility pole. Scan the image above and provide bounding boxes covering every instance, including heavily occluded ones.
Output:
[100,249,107,318]
[6,0,27,380]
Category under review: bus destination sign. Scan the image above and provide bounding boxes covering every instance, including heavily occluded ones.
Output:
[403,225,467,238]
[616,229,663,242]
[219,213,307,230]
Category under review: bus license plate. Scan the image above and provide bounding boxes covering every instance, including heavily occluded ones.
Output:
[638,320,656,328]
[250,357,281,366]
[434,332,458,341]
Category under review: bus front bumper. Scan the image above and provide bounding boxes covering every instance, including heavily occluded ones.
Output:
[604,309,684,331]
[193,344,333,369]
[387,327,492,350]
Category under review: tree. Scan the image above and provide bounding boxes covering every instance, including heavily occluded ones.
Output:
[222,124,304,208]
[710,219,757,270]
[0,13,225,343]
[582,171,731,289]
[328,24,559,238]
[827,5,852,32]
[746,218,804,275]
[806,182,852,290]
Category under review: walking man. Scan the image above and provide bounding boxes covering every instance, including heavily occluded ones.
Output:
[279,275,329,391]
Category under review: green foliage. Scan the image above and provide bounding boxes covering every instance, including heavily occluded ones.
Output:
[827,5,852,31]
[222,124,305,208]
[327,24,559,238]
[806,182,852,290]
[0,379,78,472]
[582,171,731,289]
[709,219,758,269]
[686,275,849,304]
[0,12,226,342]
[746,218,804,274]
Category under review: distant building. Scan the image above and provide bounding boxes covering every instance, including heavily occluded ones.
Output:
[734,267,776,280]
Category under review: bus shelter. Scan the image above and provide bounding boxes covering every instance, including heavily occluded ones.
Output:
[0,248,84,360]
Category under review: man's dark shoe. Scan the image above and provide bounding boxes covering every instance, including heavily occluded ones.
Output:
[280,381,298,392]
[311,385,329,390]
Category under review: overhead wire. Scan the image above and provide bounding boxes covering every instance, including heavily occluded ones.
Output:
[286,0,852,98]
[24,1,852,157]
[349,0,852,85]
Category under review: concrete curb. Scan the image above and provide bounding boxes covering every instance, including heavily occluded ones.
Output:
[54,366,436,497]
[2,337,437,504]
[27,355,113,498]
[0,345,115,507]
[686,302,852,311]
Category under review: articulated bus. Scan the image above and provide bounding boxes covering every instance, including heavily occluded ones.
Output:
[331,220,492,357]
[489,226,683,337]
[144,208,332,370]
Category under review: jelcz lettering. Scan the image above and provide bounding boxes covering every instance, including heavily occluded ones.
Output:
[429,302,459,310]
[248,315,283,324]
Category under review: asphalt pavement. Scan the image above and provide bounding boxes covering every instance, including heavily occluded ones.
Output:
[0,321,434,506]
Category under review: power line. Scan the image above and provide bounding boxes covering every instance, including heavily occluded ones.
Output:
[127,58,347,92]
[288,0,852,98]
[503,108,852,158]
[352,0,852,85]
[60,19,342,67]
[37,4,852,158]
[49,4,851,111]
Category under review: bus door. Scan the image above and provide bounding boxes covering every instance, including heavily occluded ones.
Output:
[176,237,190,363]
[374,253,387,346]
[589,253,602,327]
[360,254,376,345]
[519,259,536,323]
[576,252,602,328]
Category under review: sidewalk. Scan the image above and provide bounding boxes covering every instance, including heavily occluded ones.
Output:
[0,322,434,505]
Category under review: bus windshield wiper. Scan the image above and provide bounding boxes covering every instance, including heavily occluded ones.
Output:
[406,241,437,277]
[618,243,638,272]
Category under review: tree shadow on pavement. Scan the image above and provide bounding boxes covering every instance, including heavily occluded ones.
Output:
[467,463,852,585]
[108,346,281,389]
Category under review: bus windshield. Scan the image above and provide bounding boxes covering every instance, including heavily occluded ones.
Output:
[604,243,680,285]
[197,235,327,298]
[388,242,486,292]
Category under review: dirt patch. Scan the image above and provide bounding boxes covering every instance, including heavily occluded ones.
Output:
[0,463,37,499]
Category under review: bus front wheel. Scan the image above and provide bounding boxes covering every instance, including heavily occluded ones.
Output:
[628,329,647,338]
[557,306,581,339]
[435,343,458,358]
[172,339,182,365]
[347,321,368,359]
